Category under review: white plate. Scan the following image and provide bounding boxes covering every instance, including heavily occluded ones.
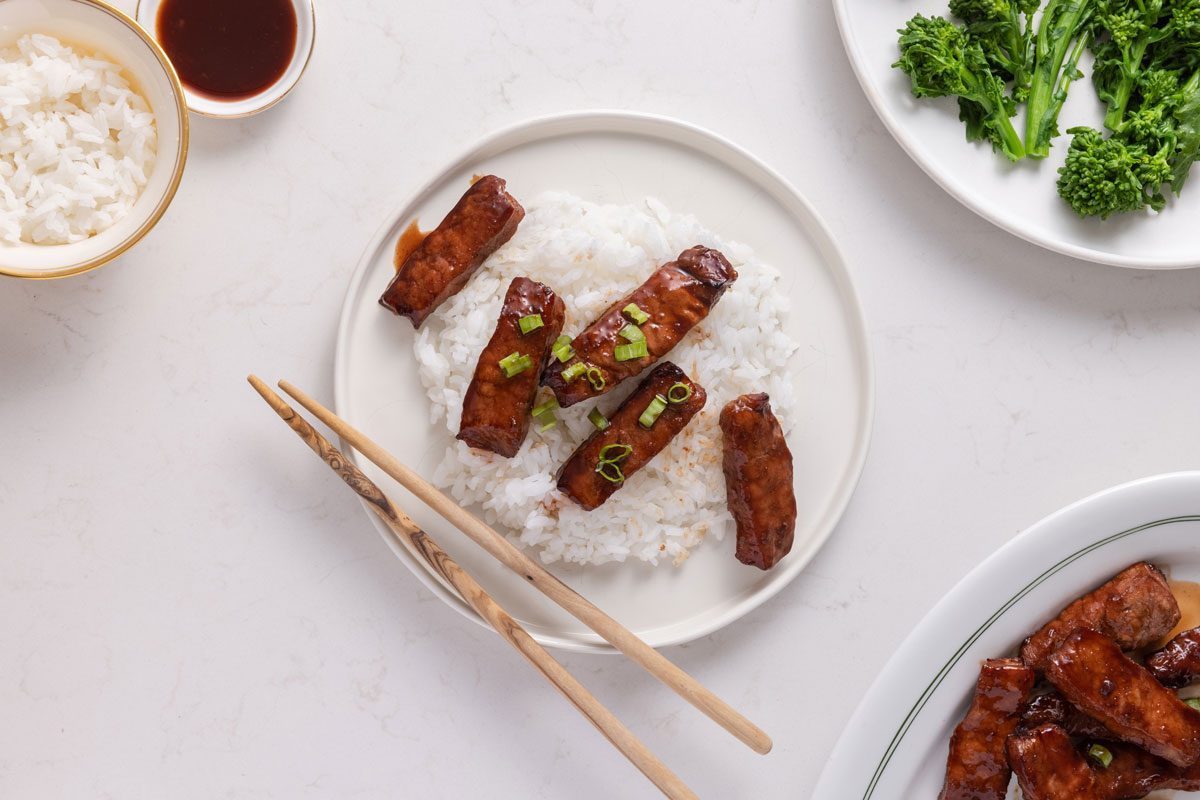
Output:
[334,111,873,652]
[814,471,1200,799]
[834,0,1200,269]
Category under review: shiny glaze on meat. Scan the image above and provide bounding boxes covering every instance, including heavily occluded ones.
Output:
[380,175,524,327]
[1006,724,1103,800]
[1146,628,1200,688]
[542,246,736,407]
[556,362,705,511]
[1093,741,1200,799]
[457,278,565,458]
[1018,691,1113,740]
[1044,628,1200,767]
[1020,562,1180,671]
[938,658,1035,800]
[719,393,796,571]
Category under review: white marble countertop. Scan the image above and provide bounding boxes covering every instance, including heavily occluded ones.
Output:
[4,1,1200,797]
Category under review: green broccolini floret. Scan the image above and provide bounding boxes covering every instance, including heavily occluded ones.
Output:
[948,0,1040,100]
[1057,69,1200,216]
[1056,126,1172,216]
[893,15,1026,160]
[1089,0,1169,131]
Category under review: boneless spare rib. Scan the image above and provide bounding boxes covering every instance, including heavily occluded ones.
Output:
[380,175,524,328]
[542,246,736,407]
[457,277,565,458]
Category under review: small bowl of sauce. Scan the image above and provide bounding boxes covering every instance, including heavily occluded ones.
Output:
[135,0,315,118]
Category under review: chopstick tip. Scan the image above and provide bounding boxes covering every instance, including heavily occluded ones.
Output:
[247,373,268,393]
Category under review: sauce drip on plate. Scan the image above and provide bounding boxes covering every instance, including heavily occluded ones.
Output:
[157,0,298,101]
[393,220,426,271]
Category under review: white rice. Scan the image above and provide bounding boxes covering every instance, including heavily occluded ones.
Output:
[0,34,157,245]
[414,192,800,566]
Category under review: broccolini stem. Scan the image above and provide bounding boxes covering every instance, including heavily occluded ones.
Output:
[1026,0,1095,159]
[995,109,1027,161]
[1103,38,1152,132]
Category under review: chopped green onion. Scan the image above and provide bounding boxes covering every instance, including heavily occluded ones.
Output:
[666,382,693,404]
[595,443,632,484]
[618,324,645,343]
[1087,743,1113,769]
[518,314,544,335]
[623,303,650,325]
[598,443,632,463]
[586,366,606,390]
[499,352,533,378]
[588,407,610,431]
[531,397,559,418]
[537,418,557,432]
[551,335,574,363]
[638,394,668,428]
[596,461,625,484]
[614,340,649,362]
[1187,698,1200,712]
[561,362,587,381]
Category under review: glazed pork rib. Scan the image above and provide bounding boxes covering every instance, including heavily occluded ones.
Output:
[1018,691,1112,740]
[556,362,705,511]
[1094,741,1200,799]
[719,393,797,571]
[1006,723,1104,800]
[1044,628,1200,767]
[1146,628,1200,688]
[1020,562,1180,671]
[457,277,565,458]
[542,246,736,407]
[938,658,1035,800]
[380,175,524,328]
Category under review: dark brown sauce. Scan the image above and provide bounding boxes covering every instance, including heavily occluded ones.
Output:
[157,0,298,101]
[393,220,426,271]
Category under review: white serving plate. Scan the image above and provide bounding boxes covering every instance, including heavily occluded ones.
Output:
[814,471,1200,799]
[335,110,873,653]
[835,0,1200,269]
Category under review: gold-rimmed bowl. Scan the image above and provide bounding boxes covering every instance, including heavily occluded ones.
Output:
[0,0,189,280]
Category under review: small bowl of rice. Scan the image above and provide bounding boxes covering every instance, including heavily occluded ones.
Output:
[0,0,188,279]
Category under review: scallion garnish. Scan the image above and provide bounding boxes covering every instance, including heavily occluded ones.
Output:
[537,418,557,432]
[561,362,587,381]
[586,366,606,390]
[596,461,625,484]
[499,352,533,378]
[587,407,610,431]
[614,340,649,362]
[618,324,645,343]
[598,443,632,462]
[666,382,693,404]
[1087,743,1113,769]
[531,397,559,418]
[623,303,650,325]
[595,443,633,484]
[638,394,668,428]
[1187,698,1200,712]
[518,314,544,335]
[551,335,574,363]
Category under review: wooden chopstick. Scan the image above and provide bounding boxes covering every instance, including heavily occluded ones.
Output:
[248,376,697,800]
[278,379,773,756]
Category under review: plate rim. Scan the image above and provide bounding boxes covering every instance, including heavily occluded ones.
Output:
[832,0,1200,271]
[813,470,1200,798]
[333,108,876,653]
